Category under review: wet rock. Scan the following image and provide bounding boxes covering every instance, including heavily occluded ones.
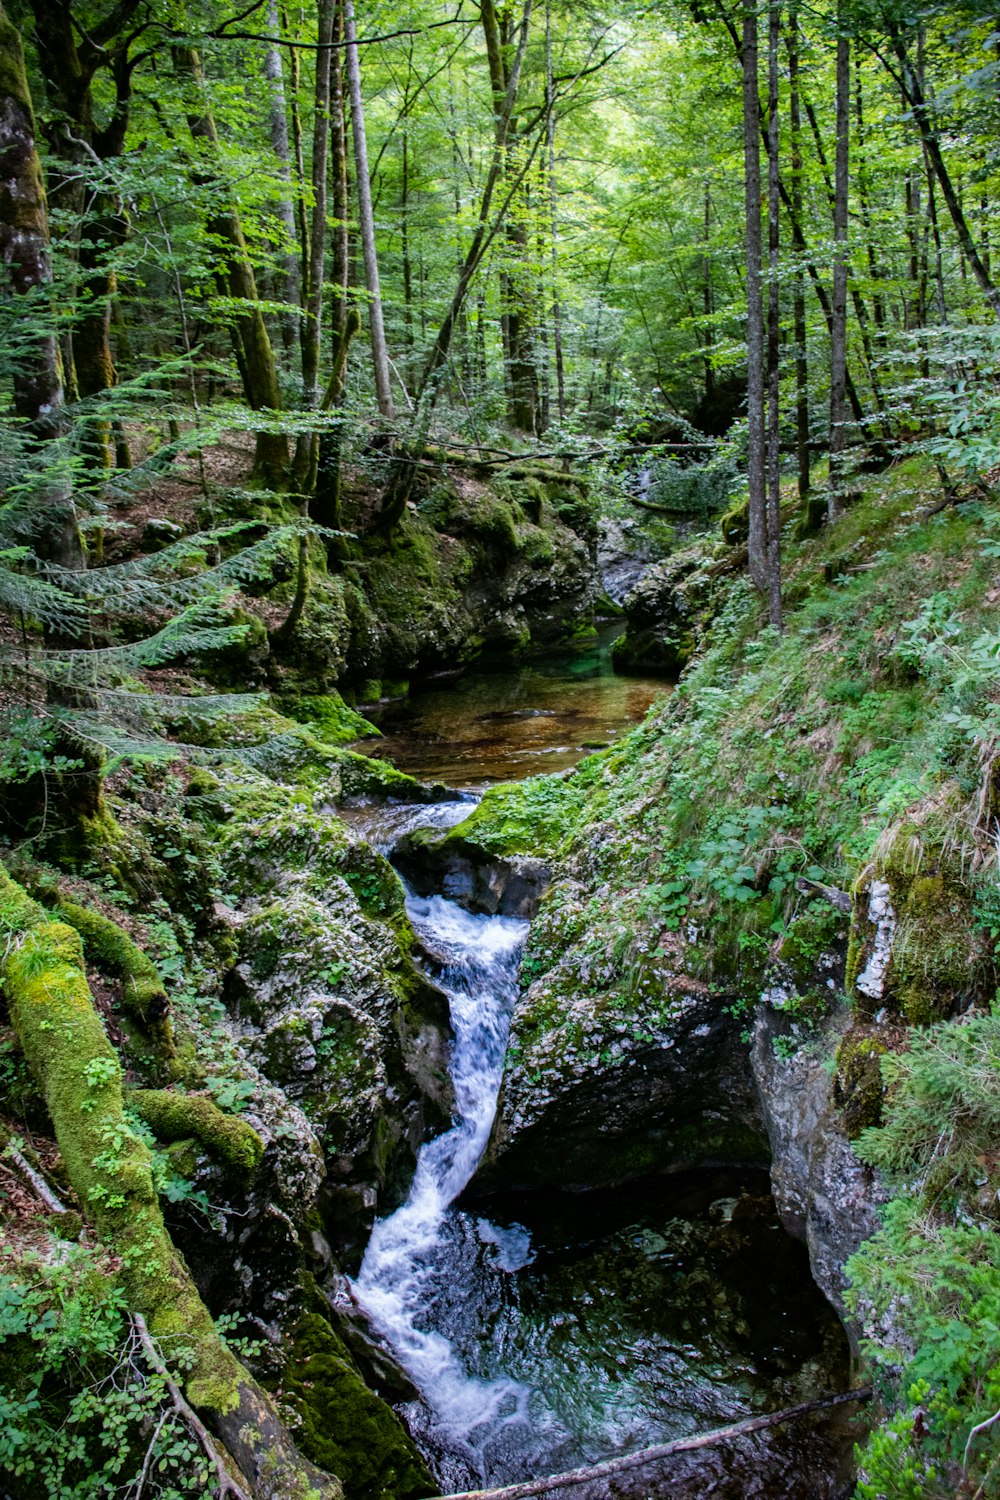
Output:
[598,514,655,604]
[750,1006,886,1337]
[612,546,714,677]
[393,826,551,918]
[472,983,769,1196]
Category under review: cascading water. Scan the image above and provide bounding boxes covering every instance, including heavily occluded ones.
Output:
[347,803,853,1498]
[350,864,542,1489]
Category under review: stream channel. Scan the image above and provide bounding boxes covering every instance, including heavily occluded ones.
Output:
[343,639,855,1498]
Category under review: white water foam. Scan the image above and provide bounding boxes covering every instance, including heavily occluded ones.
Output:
[350,883,535,1477]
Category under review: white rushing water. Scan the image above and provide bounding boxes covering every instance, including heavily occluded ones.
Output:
[351,878,535,1479]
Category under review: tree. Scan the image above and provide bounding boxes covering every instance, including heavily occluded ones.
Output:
[741,0,768,596]
[0,0,81,573]
[828,13,850,520]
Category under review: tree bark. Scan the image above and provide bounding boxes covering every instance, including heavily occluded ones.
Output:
[787,7,810,500]
[415,0,533,410]
[0,2,82,571]
[766,0,782,627]
[172,44,288,487]
[886,21,1000,318]
[742,0,767,593]
[264,0,301,356]
[828,21,850,522]
[343,0,395,418]
[294,0,336,483]
[28,0,139,477]
[546,0,566,424]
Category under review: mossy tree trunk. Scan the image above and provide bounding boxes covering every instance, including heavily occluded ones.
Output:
[0,871,341,1500]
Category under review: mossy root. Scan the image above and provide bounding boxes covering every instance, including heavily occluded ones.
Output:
[127,1088,264,1181]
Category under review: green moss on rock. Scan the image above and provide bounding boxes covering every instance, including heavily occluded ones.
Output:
[287,693,379,745]
[834,1033,888,1138]
[850,824,985,1026]
[279,1313,433,1500]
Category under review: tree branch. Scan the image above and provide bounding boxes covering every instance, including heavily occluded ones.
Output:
[132,1314,252,1500]
[426,1388,873,1500]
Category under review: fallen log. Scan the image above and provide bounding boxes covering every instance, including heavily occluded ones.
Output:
[424,1386,873,1500]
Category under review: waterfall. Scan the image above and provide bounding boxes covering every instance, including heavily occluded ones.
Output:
[351,878,538,1485]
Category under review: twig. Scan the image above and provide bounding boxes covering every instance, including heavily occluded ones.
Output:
[795,877,853,913]
[134,1409,170,1499]
[4,1145,67,1214]
[964,1403,1000,1477]
[423,1388,873,1500]
[132,1314,251,1500]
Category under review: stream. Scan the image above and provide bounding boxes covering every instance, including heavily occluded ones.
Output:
[351,630,665,787]
[346,661,854,1498]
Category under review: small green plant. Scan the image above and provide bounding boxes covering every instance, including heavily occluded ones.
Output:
[205,1074,256,1114]
[0,1247,214,1495]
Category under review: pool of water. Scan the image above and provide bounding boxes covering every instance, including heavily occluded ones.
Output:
[351,633,666,788]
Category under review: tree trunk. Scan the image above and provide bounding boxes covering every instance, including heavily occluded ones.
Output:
[887,21,1000,318]
[742,0,767,593]
[415,0,533,410]
[28,0,137,479]
[828,22,850,522]
[264,0,301,357]
[766,0,782,628]
[546,0,566,424]
[787,7,810,500]
[330,0,350,339]
[0,2,81,571]
[343,0,395,418]
[172,44,288,487]
[294,0,336,483]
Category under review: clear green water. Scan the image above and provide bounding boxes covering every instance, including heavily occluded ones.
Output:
[352,633,666,788]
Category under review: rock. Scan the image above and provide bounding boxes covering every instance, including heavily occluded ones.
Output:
[612,545,712,677]
[750,1006,886,1339]
[393,826,550,918]
[470,914,770,1195]
[141,516,185,550]
[847,822,988,1024]
[597,514,655,604]
[289,465,606,697]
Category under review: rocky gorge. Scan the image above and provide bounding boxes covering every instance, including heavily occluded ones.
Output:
[2,451,998,1499]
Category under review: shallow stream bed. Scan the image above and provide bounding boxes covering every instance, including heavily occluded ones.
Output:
[350,632,665,787]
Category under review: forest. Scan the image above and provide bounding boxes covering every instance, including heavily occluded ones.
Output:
[2,0,1000,1495]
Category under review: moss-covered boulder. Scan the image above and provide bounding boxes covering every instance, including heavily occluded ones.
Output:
[326,463,600,692]
[279,1313,433,1500]
[611,544,716,679]
[847,822,986,1025]
[471,881,769,1196]
[219,792,453,1263]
